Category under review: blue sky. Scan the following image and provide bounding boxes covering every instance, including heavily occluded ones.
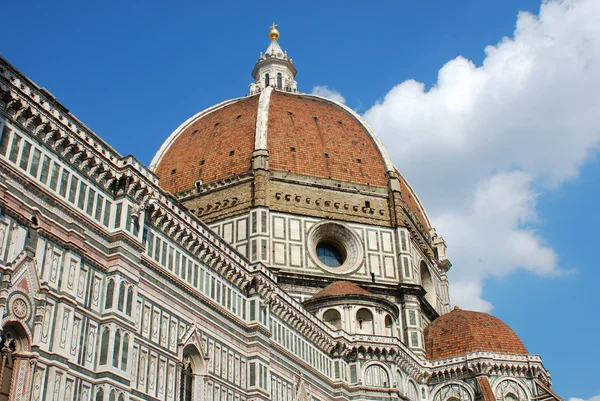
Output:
[2,0,598,399]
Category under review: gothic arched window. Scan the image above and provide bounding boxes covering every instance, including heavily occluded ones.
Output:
[126,286,134,316]
[364,364,389,387]
[99,328,109,365]
[112,330,121,367]
[265,73,270,87]
[179,363,193,401]
[117,281,126,311]
[95,388,104,401]
[277,73,282,89]
[105,279,114,309]
[109,390,116,401]
[121,334,129,371]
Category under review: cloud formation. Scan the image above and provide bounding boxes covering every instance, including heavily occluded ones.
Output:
[363,0,600,311]
[311,85,346,104]
[570,396,600,401]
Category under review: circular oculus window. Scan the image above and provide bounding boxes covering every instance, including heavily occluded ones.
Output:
[308,222,364,274]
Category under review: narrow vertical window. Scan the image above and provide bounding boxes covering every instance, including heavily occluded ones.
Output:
[59,170,70,197]
[105,279,114,309]
[114,203,122,229]
[77,182,87,209]
[39,155,51,184]
[121,334,129,371]
[179,363,193,401]
[117,281,126,311]
[29,148,41,177]
[277,73,282,89]
[94,194,104,221]
[8,133,22,163]
[49,162,60,191]
[265,73,270,87]
[95,388,104,401]
[126,287,134,315]
[99,328,109,365]
[103,199,111,227]
[112,330,121,367]
[0,126,11,156]
[86,189,96,215]
[68,176,79,203]
[19,141,31,170]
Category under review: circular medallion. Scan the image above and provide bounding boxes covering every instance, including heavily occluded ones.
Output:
[12,298,28,319]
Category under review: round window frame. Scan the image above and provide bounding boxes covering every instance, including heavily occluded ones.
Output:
[307,221,364,274]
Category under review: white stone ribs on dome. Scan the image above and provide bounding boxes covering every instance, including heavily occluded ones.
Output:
[254,86,273,150]
[396,170,433,229]
[148,95,251,172]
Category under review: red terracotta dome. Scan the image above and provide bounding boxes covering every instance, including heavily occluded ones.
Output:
[151,90,391,193]
[310,281,372,300]
[424,307,528,361]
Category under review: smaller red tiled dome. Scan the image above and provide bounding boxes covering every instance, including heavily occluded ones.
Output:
[424,307,528,361]
[310,281,371,300]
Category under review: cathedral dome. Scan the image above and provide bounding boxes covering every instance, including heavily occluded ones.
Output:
[424,307,529,361]
[149,25,433,233]
[151,90,391,192]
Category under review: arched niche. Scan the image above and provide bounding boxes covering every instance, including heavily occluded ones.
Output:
[420,261,436,306]
[355,308,374,335]
[384,314,394,336]
[323,309,342,330]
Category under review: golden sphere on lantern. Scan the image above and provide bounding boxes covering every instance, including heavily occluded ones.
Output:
[269,23,280,40]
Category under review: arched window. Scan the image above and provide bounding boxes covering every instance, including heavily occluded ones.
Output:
[179,345,205,401]
[355,308,374,334]
[407,381,419,401]
[384,315,394,337]
[126,287,134,316]
[117,281,126,311]
[105,279,114,309]
[394,370,404,393]
[112,330,121,367]
[265,73,270,87]
[99,328,109,365]
[364,364,389,387]
[180,363,193,401]
[0,324,31,400]
[420,261,435,306]
[323,309,342,330]
[109,390,116,401]
[95,388,104,401]
[121,334,129,371]
[277,73,282,89]
[118,394,125,401]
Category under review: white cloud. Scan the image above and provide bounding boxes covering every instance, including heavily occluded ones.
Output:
[569,396,600,401]
[364,0,600,311]
[311,86,346,104]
